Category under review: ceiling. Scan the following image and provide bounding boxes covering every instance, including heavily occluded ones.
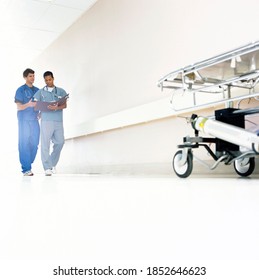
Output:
[0,0,98,69]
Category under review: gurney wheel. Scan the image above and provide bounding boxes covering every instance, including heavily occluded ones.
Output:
[234,157,255,177]
[173,150,193,178]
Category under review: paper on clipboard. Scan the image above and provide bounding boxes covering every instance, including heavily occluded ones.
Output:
[34,94,69,111]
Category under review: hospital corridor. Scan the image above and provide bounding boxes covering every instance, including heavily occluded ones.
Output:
[1,0,259,279]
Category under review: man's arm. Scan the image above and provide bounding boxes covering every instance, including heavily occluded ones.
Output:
[16,99,36,111]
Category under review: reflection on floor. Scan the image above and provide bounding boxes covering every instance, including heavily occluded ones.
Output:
[1,173,259,263]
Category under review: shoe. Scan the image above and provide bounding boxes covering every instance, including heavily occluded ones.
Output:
[45,169,53,176]
[52,166,56,174]
[24,170,34,176]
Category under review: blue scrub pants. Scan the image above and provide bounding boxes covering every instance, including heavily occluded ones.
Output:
[40,120,64,170]
[18,119,40,173]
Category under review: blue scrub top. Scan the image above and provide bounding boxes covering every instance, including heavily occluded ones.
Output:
[15,84,39,121]
[33,86,67,122]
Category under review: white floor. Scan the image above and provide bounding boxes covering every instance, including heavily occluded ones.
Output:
[1,173,259,279]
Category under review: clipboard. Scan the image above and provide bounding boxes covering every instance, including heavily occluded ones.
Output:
[34,94,69,111]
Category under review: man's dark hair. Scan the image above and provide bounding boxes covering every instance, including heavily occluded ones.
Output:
[43,71,54,78]
[23,68,35,78]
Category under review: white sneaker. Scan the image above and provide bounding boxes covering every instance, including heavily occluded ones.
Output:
[24,170,34,176]
[45,169,53,176]
[52,166,56,174]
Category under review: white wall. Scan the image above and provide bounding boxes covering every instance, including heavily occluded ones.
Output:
[30,0,259,175]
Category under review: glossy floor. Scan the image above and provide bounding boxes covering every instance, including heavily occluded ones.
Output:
[0,174,259,279]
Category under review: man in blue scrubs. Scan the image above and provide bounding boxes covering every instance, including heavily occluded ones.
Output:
[33,71,68,176]
[14,68,40,176]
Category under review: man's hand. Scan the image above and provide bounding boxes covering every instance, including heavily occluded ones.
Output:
[48,103,58,111]
[28,99,36,107]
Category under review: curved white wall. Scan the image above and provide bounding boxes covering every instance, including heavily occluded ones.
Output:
[31,0,259,175]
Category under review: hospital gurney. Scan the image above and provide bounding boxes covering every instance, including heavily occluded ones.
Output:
[157,41,259,178]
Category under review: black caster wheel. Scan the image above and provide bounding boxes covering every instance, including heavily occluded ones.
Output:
[173,150,193,178]
[234,157,255,177]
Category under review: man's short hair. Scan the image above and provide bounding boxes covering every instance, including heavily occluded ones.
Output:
[23,68,35,78]
[43,71,54,78]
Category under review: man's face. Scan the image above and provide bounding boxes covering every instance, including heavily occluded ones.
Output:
[25,73,35,85]
[44,75,54,87]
